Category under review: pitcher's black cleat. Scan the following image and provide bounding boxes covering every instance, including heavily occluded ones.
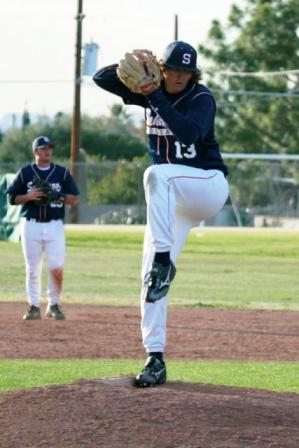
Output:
[23,305,41,321]
[135,356,167,387]
[145,261,176,303]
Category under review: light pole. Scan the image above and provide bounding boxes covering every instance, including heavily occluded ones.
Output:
[70,0,84,223]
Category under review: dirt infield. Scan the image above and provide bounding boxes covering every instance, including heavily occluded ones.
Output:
[1,302,298,361]
[0,303,299,448]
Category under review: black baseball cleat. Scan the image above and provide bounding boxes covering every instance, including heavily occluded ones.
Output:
[145,261,176,303]
[23,305,41,321]
[135,356,167,387]
[46,304,65,320]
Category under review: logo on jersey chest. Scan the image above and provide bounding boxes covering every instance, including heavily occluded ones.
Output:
[146,109,166,128]
[27,181,61,192]
[145,109,173,136]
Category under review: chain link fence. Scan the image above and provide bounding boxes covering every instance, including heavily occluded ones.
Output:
[1,155,299,227]
[224,154,299,227]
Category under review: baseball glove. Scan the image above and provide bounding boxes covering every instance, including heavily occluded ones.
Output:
[117,49,162,94]
[32,176,61,206]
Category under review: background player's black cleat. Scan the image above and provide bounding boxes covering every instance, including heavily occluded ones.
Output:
[145,261,176,303]
[135,355,166,387]
[23,305,41,321]
[46,304,65,320]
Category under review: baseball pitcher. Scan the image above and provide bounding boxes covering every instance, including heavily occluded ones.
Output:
[93,41,229,386]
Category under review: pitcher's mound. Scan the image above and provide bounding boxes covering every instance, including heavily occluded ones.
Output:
[1,378,298,448]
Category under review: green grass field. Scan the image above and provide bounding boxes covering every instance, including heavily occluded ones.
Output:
[1,359,298,394]
[0,227,299,309]
[0,227,298,394]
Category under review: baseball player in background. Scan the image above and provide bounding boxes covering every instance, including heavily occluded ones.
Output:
[6,136,80,321]
[93,41,229,386]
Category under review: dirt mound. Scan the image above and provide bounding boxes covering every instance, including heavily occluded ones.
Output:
[1,379,298,448]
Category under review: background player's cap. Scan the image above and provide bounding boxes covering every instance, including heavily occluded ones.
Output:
[162,41,200,73]
[32,136,54,151]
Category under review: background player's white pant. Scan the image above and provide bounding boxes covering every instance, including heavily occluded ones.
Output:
[21,219,65,307]
[141,164,229,353]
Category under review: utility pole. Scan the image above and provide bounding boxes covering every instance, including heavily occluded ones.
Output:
[70,0,84,223]
[174,14,178,40]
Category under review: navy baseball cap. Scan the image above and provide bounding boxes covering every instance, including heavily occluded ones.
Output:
[162,41,199,73]
[32,136,54,151]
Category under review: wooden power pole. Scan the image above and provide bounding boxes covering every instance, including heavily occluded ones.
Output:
[70,0,84,223]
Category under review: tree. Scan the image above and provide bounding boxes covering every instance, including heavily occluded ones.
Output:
[0,105,147,164]
[87,157,148,205]
[80,109,146,160]
[199,0,299,154]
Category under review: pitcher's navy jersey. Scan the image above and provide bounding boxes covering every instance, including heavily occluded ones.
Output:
[7,163,79,220]
[93,64,228,176]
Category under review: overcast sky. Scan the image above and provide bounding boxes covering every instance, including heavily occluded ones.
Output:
[0,0,237,125]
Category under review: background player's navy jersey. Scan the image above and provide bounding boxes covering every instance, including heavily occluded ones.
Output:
[6,163,79,221]
[93,64,228,176]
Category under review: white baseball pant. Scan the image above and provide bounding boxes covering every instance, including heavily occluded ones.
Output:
[140,164,229,353]
[21,219,65,307]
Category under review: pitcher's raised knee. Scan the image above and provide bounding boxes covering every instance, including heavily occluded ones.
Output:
[143,164,170,192]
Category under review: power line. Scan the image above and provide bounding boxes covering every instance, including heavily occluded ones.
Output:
[0,77,92,85]
[213,88,299,98]
[0,79,73,84]
[207,68,299,77]
[218,97,276,107]
[1,79,299,99]
[1,65,299,84]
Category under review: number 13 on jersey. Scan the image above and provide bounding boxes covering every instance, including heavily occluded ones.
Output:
[174,141,196,159]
